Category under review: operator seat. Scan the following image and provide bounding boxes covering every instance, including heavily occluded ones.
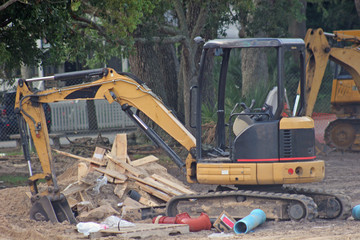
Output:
[232,86,280,136]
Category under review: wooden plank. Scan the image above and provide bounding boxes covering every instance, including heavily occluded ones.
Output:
[130,175,179,197]
[93,167,127,183]
[135,182,171,202]
[144,177,182,196]
[52,149,105,166]
[92,223,189,239]
[91,147,107,165]
[130,155,159,167]
[78,162,88,182]
[114,182,127,199]
[107,154,148,178]
[111,134,128,161]
[62,183,89,197]
[138,196,159,207]
[123,196,146,208]
[151,174,195,194]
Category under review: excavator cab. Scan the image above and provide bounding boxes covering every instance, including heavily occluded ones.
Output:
[193,39,316,166]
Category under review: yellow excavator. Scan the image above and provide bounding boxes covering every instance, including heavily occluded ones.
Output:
[15,38,351,224]
[303,28,360,151]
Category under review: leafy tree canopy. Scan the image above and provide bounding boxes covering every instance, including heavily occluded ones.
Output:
[307,0,360,31]
[0,0,156,79]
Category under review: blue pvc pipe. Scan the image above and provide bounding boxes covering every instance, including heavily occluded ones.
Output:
[233,209,266,234]
[352,205,360,220]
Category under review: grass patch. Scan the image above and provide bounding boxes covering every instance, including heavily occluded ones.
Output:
[0,175,28,186]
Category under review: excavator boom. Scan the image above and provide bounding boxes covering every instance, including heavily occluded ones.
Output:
[15,68,196,223]
[304,28,360,150]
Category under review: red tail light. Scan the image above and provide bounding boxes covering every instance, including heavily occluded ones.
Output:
[1,109,6,116]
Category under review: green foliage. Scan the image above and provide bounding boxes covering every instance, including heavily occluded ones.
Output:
[0,0,158,80]
[231,0,304,37]
[0,175,28,186]
[307,0,360,31]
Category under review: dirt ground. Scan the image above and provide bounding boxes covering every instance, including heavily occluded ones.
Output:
[0,147,360,240]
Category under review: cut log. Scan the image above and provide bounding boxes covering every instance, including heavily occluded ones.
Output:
[130,155,158,167]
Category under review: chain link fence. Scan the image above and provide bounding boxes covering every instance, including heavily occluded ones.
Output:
[0,62,338,149]
[0,76,136,144]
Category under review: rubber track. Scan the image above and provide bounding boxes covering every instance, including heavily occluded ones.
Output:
[283,186,352,220]
[166,190,318,221]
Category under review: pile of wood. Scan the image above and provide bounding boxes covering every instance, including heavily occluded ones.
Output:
[53,133,195,222]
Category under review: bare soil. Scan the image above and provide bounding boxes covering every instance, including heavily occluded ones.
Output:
[0,148,360,240]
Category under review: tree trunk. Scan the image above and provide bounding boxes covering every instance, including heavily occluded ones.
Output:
[288,0,307,38]
[241,48,269,97]
[128,41,179,116]
[355,0,360,17]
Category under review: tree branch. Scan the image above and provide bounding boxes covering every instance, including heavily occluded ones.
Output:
[173,0,188,35]
[159,25,182,36]
[134,35,186,44]
[190,6,207,43]
[0,0,18,12]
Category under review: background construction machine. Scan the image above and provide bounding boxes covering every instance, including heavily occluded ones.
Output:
[15,38,350,224]
[304,28,360,151]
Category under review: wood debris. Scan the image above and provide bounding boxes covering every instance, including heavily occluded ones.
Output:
[59,133,195,222]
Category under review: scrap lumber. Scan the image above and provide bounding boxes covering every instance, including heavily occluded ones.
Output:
[123,196,146,208]
[62,183,89,197]
[135,181,171,202]
[105,159,125,183]
[138,196,159,207]
[140,162,168,174]
[107,154,148,178]
[93,167,127,183]
[91,223,189,239]
[130,155,159,167]
[78,162,88,181]
[114,182,128,199]
[91,147,107,165]
[143,177,182,196]
[151,174,195,194]
[111,133,128,162]
[52,149,106,166]
[130,175,185,197]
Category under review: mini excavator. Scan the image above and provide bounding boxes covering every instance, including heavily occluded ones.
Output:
[15,38,351,224]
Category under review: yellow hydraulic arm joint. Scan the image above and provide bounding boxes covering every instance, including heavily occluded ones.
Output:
[304,28,360,116]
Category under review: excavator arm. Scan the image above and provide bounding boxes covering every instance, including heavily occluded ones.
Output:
[304,28,360,116]
[15,68,196,223]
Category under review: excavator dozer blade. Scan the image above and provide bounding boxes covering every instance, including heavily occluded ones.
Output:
[29,194,77,224]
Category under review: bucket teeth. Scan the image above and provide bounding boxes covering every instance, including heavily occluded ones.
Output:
[30,194,77,224]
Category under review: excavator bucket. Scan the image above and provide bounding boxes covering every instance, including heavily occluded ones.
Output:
[29,194,77,224]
